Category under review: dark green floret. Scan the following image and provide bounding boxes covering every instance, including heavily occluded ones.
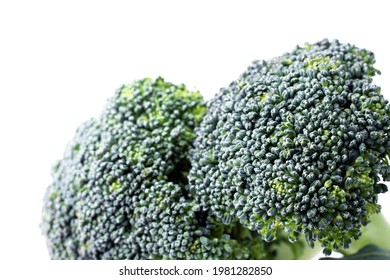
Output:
[41,77,271,260]
[189,39,390,255]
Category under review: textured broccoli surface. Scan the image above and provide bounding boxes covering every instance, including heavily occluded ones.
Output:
[42,40,390,259]
[41,77,270,260]
[189,39,390,255]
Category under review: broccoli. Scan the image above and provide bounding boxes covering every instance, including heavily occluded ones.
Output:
[189,39,390,256]
[42,40,390,260]
[41,77,271,260]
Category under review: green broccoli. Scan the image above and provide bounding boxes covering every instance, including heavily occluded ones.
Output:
[41,77,271,260]
[189,39,390,256]
[42,40,390,260]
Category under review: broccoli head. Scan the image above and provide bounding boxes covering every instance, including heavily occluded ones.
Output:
[41,77,270,260]
[189,39,390,255]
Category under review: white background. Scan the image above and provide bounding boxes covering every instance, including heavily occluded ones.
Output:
[1,0,390,265]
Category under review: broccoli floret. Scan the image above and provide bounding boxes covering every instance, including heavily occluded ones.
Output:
[41,77,271,260]
[189,39,390,255]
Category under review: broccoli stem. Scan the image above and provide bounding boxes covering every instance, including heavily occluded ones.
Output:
[272,233,322,260]
[274,213,390,259]
[340,213,390,255]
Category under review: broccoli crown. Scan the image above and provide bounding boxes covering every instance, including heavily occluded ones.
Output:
[189,39,390,255]
[42,77,270,260]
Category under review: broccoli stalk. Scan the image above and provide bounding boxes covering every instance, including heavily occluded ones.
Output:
[342,213,390,254]
[274,213,390,259]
